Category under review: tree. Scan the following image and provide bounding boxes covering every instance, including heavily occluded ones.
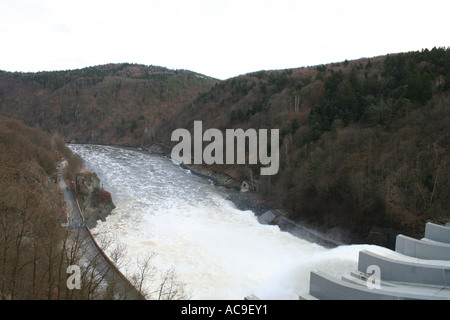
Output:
[406,71,432,104]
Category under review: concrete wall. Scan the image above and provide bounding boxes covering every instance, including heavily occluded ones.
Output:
[425,222,450,244]
[357,250,450,286]
[308,270,444,300]
[395,234,450,260]
[305,221,450,300]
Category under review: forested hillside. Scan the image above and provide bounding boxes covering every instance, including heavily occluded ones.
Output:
[0,118,180,299]
[0,118,83,299]
[1,48,449,243]
[0,64,218,146]
[157,47,450,242]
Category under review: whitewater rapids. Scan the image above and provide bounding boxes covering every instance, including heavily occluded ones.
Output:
[69,144,392,300]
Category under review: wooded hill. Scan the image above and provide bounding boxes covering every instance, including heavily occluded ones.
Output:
[1,48,449,243]
[0,64,218,146]
[0,118,186,299]
[157,47,450,242]
[0,117,84,299]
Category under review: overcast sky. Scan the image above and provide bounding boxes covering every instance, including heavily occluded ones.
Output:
[1,0,449,80]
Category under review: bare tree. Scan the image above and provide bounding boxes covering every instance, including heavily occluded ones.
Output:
[129,253,156,299]
[154,267,190,300]
[294,93,300,113]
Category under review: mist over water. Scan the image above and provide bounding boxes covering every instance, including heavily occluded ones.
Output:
[69,144,391,299]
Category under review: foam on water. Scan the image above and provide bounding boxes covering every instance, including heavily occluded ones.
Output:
[69,144,391,300]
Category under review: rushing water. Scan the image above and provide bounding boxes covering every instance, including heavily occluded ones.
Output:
[69,144,392,300]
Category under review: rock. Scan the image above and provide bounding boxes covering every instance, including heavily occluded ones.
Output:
[258,211,277,224]
[75,171,115,228]
[226,192,272,215]
[240,181,251,192]
[148,143,172,157]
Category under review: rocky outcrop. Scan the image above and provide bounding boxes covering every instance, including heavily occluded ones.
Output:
[75,170,115,228]
[180,163,242,190]
[148,143,172,157]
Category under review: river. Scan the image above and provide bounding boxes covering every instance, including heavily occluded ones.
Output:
[69,144,391,300]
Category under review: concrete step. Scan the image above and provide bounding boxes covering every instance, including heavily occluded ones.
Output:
[358,249,450,286]
[309,270,449,300]
[341,271,450,298]
[395,234,450,260]
[425,222,450,244]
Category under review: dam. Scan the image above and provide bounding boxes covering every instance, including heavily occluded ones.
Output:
[300,222,450,300]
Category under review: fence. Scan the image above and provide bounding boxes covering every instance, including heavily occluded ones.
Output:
[73,197,146,300]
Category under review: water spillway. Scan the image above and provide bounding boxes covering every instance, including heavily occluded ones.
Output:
[69,144,391,300]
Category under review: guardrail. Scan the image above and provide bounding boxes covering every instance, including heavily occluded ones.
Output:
[74,197,146,300]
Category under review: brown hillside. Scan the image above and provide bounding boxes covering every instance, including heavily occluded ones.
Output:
[0,64,219,146]
[0,117,81,298]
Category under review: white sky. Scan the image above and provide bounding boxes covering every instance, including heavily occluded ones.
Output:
[0,0,449,80]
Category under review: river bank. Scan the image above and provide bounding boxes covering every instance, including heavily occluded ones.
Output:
[145,143,344,248]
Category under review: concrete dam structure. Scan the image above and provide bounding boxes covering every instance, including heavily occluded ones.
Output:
[300,222,450,300]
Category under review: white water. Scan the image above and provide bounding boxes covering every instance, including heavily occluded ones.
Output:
[69,144,392,300]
